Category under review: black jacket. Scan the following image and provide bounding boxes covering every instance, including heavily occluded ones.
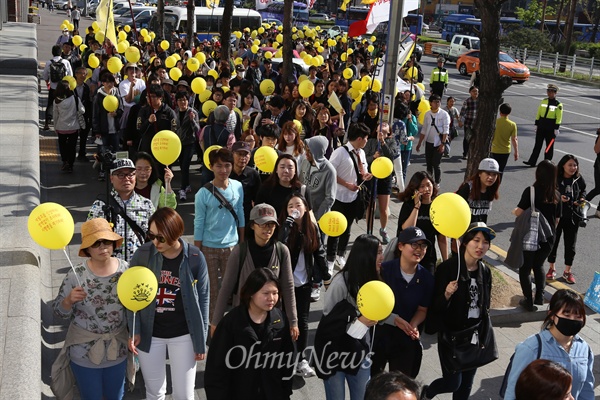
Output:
[261,109,293,129]
[136,103,178,154]
[204,306,294,400]
[429,254,492,333]
[279,220,329,283]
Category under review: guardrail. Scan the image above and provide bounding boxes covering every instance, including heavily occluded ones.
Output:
[501,46,600,82]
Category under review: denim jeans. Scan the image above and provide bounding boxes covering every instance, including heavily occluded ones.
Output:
[400,149,412,180]
[70,359,126,400]
[323,358,371,400]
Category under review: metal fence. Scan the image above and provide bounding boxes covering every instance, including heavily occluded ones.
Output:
[501,46,600,82]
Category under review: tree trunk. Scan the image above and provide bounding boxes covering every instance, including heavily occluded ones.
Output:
[555,0,565,44]
[157,0,165,41]
[467,0,512,179]
[186,0,195,49]
[220,0,233,62]
[540,0,547,33]
[282,0,294,89]
[592,5,600,43]
[559,0,577,71]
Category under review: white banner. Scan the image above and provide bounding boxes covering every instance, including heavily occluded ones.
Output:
[366,0,420,32]
[256,0,273,10]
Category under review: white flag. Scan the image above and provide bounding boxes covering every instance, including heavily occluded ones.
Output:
[366,0,420,33]
[256,0,273,10]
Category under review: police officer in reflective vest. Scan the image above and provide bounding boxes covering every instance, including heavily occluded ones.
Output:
[524,83,563,166]
[429,56,449,98]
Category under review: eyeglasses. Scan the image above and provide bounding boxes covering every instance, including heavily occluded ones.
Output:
[90,239,114,248]
[113,171,136,180]
[409,242,428,250]
[146,231,166,243]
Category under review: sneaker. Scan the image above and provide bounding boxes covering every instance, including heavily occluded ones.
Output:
[310,284,320,302]
[185,185,192,193]
[178,189,187,201]
[379,228,390,245]
[563,271,576,284]
[534,293,545,306]
[335,255,346,271]
[546,268,556,280]
[296,359,316,378]
[461,155,468,160]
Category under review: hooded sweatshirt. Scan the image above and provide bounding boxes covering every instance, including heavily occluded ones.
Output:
[54,95,84,133]
[299,136,337,220]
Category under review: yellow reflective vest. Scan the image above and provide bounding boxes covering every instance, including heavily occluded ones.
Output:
[535,98,563,130]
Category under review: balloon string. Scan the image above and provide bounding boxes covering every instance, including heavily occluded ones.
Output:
[456,238,461,282]
[132,311,136,342]
[63,247,82,287]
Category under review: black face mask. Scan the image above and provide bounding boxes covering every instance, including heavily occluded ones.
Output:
[554,316,583,336]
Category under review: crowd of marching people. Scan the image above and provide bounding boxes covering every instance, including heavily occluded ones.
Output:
[45,15,599,400]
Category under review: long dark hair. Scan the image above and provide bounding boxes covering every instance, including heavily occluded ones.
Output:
[398,171,438,202]
[340,234,381,300]
[464,170,500,201]
[556,154,580,180]
[278,193,319,254]
[54,80,73,101]
[133,151,158,186]
[542,289,586,330]
[534,160,559,204]
[291,99,314,126]
[262,153,302,190]
[239,268,280,308]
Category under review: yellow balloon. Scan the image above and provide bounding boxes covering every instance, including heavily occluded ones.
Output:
[272,42,279,49]
[85,68,92,81]
[417,99,431,125]
[361,80,370,91]
[311,57,320,67]
[124,25,131,33]
[298,80,314,98]
[260,79,275,96]
[351,80,362,91]
[151,130,182,165]
[199,89,212,103]
[202,100,218,117]
[125,46,140,63]
[117,41,129,53]
[103,95,119,112]
[208,69,219,79]
[253,39,260,46]
[298,74,308,83]
[169,67,182,81]
[165,55,176,69]
[62,75,76,90]
[347,87,357,100]
[318,211,348,237]
[371,36,376,42]
[302,54,312,65]
[258,27,265,34]
[234,57,243,65]
[143,35,152,43]
[160,40,170,50]
[357,281,395,321]
[352,99,360,111]
[79,44,87,53]
[140,28,148,37]
[251,44,259,54]
[173,53,181,61]
[203,145,222,171]
[264,51,272,59]
[27,202,74,250]
[95,31,105,43]
[118,31,127,41]
[91,21,99,32]
[367,45,374,53]
[251,30,257,39]
[343,68,353,80]
[88,53,100,68]
[372,79,382,92]
[107,57,123,74]
[276,33,283,43]
[191,77,207,94]
[72,35,83,46]
[234,31,242,39]
[254,146,278,173]
[195,51,206,64]
[430,193,472,239]
[347,48,354,55]
[416,82,425,92]
[371,157,393,179]
[340,53,347,61]
[117,266,158,312]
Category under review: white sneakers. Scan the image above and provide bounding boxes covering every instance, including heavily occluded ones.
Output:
[296,359,316,377]
[335,255,346,271]
[310,284,320,302]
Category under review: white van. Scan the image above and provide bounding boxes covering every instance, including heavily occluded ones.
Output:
[446,35,480,61]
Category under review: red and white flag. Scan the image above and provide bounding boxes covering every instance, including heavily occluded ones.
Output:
[349,0,420,37]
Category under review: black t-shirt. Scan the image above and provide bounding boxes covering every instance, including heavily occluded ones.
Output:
[456,181,494,224]
[230,166,261,224]
[135,185,152,201]
[517,186,561,233]
[153,250,189,338]
[397,200,438,270]
[248,237,275,269]
[255,183,298,217]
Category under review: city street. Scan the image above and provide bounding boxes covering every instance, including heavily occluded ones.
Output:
[32,8,599,399]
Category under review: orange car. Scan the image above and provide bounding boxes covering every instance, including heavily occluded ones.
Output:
[456,50,530,83]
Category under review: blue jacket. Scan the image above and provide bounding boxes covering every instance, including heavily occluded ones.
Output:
[127,241,210,355]
[503,329,594,400]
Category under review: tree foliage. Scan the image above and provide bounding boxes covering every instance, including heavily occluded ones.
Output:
[501,28,553,52]
[515,0,555,27]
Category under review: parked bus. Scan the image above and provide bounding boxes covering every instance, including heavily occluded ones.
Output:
[441,15,523,41]
[441,13,476,41]
[535,20,600,43]
[149,6,262,41]
[259,1,310,27]
[336,7,423,35]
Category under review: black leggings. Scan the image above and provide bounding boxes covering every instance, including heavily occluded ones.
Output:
[371,337,423,379]
[326,199,355,259]
[294,283,311,357]
[586,161,600,202]
[426,345,478,400]
[548,217,579,266]
[519,242,551,301]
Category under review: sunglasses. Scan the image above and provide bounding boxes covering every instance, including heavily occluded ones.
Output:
[146,231,166,243]
[90,239,114,248]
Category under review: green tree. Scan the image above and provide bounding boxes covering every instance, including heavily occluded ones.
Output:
[501,28,553,52]
[515,0,555,27]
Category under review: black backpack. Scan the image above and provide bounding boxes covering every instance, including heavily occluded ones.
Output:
[49,60,67,83]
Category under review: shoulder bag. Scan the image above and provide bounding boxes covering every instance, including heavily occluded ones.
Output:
[522,186,540,251]
[203,182,239,227]
[74,95,86,130]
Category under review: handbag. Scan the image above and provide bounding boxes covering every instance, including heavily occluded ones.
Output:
[74,95,86,130]
[522,186,540,251]
[344,146,370,221]
[438,312,498,373]
[584,271,600,314]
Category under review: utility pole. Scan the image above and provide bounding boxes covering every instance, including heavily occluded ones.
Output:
[380,0,406,126]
